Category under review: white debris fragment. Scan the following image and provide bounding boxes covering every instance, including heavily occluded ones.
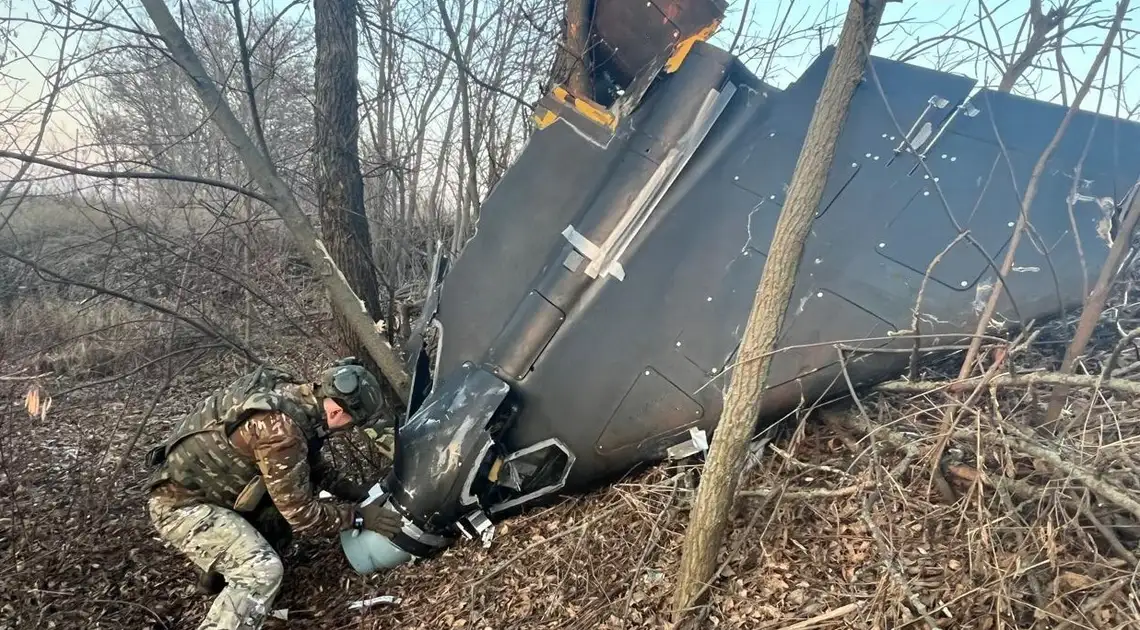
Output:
[666,427,709,460]
[270,609,289,620]
[348,595,401,611]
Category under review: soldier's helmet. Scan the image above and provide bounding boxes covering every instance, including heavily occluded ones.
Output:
[317,357,385,427]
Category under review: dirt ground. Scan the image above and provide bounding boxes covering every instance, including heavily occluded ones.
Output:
[3,332,1138,630]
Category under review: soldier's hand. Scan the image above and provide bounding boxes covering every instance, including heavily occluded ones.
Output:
[358,502,402,537]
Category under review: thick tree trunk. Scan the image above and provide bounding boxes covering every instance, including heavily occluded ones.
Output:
[139,0,411,405]
[670,0,888,620]
[314,0,385,370]
[548,0,592,98]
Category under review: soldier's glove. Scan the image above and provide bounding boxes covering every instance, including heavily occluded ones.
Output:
[357,502,402,537]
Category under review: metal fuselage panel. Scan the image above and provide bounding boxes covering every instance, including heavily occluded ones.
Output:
[434,42,1140,492]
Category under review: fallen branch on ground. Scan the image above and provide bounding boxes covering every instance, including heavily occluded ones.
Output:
[875,371,1140,397]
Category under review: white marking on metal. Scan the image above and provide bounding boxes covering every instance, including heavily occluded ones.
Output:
[588,83,738,281]
[878,242,886,248]
[1012,266,1040,273]
[552,113,614,148]
[741,199,764,253]
[796,295,811,314]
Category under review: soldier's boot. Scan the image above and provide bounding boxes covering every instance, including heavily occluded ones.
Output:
[147,496,284,630]
[195,567,227,595]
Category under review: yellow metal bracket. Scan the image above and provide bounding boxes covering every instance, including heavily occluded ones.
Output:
[664,19,721,74]
[533,85,617,130]
[532,85,618,147]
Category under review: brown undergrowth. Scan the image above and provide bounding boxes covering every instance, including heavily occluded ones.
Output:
[3,339,1138,629]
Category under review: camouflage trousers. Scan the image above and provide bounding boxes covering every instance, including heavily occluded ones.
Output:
[147,495,284,630]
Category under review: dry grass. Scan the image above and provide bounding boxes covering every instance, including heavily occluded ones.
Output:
[1,297,168,378]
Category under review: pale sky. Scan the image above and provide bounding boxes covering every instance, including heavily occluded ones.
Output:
[2,0,1137,168]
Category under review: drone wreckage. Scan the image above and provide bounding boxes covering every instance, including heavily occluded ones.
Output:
[341,0,1140,571]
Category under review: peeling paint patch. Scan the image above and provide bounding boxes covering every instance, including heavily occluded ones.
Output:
[973,277,995,314]
[1069,192,1116,212]
[918,312,948,325]
[796,294,811,315]
[987,313,1011,332]
[1097,216,1114,246]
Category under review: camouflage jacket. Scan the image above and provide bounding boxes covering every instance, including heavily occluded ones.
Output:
[146,365,365,537]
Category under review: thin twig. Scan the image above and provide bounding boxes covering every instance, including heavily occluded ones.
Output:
[909,231,971,380]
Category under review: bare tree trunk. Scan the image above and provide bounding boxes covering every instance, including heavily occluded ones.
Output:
[138,0,411,405]
[670,0,889,620]
[550,0,592,98]
[314,0,385,369]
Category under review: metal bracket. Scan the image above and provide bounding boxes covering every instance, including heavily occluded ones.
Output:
[665,426,709,460]
[917,96,982,160]
[486,438,576,515]
[894,95,950,155]
[458,510,494,548]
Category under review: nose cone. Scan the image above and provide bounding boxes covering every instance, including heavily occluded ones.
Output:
[340,528,414,574]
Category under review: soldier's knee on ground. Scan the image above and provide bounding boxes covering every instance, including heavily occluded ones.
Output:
[231,549,284,598]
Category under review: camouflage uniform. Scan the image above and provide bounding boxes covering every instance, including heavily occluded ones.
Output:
[144,364,372,629]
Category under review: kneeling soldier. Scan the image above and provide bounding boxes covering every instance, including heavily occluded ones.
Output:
[143,358,402,629]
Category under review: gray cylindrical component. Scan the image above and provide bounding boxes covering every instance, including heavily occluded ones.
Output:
[338,483,416,574]
[340,528,414,574]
